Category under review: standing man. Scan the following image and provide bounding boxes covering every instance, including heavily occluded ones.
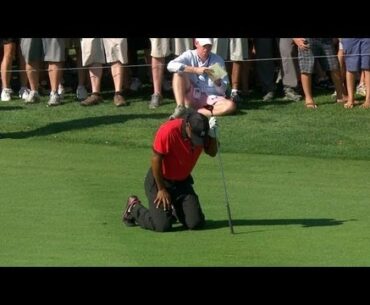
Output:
[211,38,249,103]
[20,38,65,106]
[79,38,128,107]
[1,38,17,101]
[293,38,347,108]
[278,38,302,101]
[122,112,219,232]
[342,38,370,109]
[148,38,193,109]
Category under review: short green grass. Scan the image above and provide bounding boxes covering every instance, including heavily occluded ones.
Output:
[1,88,370,266]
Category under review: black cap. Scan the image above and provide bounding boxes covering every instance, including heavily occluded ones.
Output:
[187,112,209,146]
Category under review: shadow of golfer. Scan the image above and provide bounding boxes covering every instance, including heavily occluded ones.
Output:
[159,218,353,233]
[204,218,352,230]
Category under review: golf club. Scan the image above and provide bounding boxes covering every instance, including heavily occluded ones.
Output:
[204,105,234,234]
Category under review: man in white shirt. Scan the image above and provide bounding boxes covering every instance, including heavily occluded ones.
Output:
[167,38,236,118]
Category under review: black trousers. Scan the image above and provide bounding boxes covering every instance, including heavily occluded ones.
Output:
[132,168,205,232]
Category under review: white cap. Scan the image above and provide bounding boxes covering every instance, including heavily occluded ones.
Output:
[195,38,213,46]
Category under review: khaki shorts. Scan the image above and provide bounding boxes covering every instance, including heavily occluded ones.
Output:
[150,38,171,57]
[212,38,249,61]
[81,38,128,66]
[150,38,193,57]
[171,38,193,56]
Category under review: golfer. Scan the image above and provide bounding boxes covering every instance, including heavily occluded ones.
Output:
[122,112,218,232]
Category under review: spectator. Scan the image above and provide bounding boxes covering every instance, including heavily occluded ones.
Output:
[20,38,65,106]
[167,38,236,118]
[65,38,89,101]
[253,38,277,101]
[80,38,128,107]
[148,38,193,109]
[1,38,17,101]
[278,38,302,101]
[293,38,347,108]
[212,38,249,104]
[126,38,151,92]
[342,38,370,109]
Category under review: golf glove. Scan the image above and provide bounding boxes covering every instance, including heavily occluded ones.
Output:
[208,116,218,138]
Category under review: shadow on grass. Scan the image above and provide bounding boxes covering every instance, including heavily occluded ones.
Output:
[111,84,174,101]
[204,218,352,230]
[242,99,295,110]
[0,106,24,111]
[160,217,354,233]
[1,113,169,139]
[234,89,298,111]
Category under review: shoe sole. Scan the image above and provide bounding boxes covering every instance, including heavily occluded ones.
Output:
[114,101,130,107]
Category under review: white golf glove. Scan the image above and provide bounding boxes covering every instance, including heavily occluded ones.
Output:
[208,116,218,138]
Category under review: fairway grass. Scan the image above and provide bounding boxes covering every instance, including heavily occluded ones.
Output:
[1,140,370,266]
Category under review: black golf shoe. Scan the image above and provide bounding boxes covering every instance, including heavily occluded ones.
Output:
[122,195,141,227]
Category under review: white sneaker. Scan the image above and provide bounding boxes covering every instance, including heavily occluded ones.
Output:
[262,91,274,102]
[76,85,88,101]
[25,90,40,104]
[1,88,13,101]
[356,82,366,97]
[57,84,65,99]
[19,87,30,100]
[47,91,62,107]
[169,105,186,119]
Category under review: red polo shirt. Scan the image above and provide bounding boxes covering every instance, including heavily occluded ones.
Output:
[153,119,203,181]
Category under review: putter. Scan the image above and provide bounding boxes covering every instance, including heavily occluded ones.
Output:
[204,105,234,234]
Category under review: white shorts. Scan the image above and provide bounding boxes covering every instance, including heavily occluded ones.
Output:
[186,84,224,110]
